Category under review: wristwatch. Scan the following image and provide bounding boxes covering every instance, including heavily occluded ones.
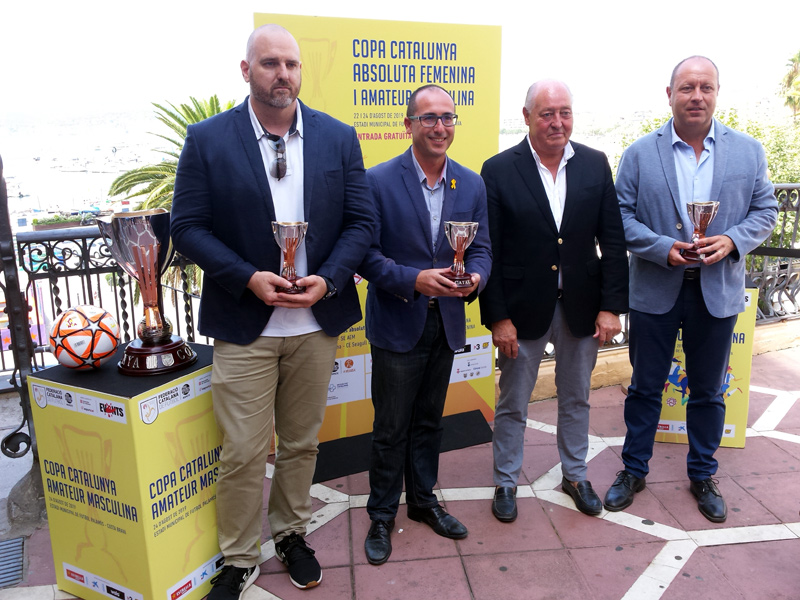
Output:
[321,276,337,300]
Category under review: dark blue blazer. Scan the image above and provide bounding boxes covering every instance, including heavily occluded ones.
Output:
[171,98,375,344]
[358,149,492,353]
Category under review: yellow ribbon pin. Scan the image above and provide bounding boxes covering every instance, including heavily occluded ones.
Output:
[450,179,456,190]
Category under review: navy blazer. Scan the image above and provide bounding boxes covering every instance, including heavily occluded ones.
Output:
[479,138,629,339]
[358,149,492,353]
[617,118,777,318]
[171,98,375,344]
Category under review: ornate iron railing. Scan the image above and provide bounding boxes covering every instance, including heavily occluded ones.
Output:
[747,184,800,321]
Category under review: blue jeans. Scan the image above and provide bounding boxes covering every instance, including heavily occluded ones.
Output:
[622,278,736,481]
[367,307,454,521]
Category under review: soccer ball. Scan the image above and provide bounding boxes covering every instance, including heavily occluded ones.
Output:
[49,305,120,370]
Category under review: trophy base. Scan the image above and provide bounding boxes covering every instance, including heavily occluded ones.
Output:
[276,285,306,294]
[442,270,474,288]
[683,249,715,261]
[118,336,198,376]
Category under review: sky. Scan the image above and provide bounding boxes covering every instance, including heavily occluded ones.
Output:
[1,0,797,123]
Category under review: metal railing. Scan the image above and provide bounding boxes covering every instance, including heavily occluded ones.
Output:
[1,182,799,459]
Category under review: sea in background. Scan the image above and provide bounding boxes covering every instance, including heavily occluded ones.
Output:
[1,110,168,231]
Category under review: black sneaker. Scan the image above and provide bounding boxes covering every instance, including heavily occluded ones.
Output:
[208,564,259,600]
[275,533,322,589]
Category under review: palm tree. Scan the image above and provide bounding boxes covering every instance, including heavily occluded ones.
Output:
[109,95,235,209]
[781,50,800,120]
[109,95,235,296]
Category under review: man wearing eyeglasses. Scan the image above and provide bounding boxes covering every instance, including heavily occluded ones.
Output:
[171,24,374,597]
[358,84,492,565]
[479,80,628,521]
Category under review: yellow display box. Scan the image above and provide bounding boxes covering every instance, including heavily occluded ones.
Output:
[29,344,224,600]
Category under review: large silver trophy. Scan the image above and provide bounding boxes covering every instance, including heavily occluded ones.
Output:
[685,201,720,261]
[97,209,197,376]
[443,221,479,287]
[272,221,308,294]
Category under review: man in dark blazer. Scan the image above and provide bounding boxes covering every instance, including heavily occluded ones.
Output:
[359,84,492,565]
[606,56,777,522]
[479,80,628,521]
[171,24,374,596]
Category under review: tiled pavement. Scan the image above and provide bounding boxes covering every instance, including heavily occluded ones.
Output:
[4,346,800,600]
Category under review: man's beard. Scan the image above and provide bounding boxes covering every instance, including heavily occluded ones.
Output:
[253,78,301,109]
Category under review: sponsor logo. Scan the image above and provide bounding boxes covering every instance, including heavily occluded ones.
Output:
[99,402,125,419]
[78,396,96,414]
[170,581,193,600]
[106,585,125,600]
[65,392,73,406]
[66,569,85,583]
[345,359,354,369]
[332,361,340,374]
[181,384,191,398]
[328,384,336,393]
[657,423,670,431]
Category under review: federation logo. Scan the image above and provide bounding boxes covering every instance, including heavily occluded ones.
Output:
[139,398,158,425]
[181,383,191,398]
[33,385,47,408]
[328,384,336,393]
[332,361,340,374]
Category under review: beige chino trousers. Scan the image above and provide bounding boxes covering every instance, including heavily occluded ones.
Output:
[211,331,337,567]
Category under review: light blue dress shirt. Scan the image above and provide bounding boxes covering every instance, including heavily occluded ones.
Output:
[410,151,447,251]
[672,120,715,236]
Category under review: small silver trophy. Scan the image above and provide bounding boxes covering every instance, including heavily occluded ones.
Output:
[272,221,308,294]
[685,201,720,261]
[443,221,479,287]
[97,208,197,376]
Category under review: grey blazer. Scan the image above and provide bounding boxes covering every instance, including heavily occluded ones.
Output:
[616,118,777,318]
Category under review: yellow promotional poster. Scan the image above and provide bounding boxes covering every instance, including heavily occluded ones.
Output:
[656,289,758,448]
[253,13,502,442]
[29,346,224,600]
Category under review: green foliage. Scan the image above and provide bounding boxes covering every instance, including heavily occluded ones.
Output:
[108,95,233,296]
[32,214,80,225]
[108,95,235,210]
[780,50,800,120]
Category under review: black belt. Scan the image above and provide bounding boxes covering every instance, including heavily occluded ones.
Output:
[683,268,701,280]
[428,297,438,309]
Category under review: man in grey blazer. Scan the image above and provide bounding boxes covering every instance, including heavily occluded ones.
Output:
[605,56,777,522]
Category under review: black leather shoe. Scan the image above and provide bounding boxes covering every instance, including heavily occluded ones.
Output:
[364,519,394,565]
[690,478,727,523]
[561,477,603,516]
[603,470,646,511]
[492,486,517,522]
[407,505,468,539]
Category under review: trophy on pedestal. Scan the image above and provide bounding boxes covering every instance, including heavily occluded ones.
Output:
[97,209,197,376]
[272,221,308,294]
[685,201,720,261]
[443,221,479,287]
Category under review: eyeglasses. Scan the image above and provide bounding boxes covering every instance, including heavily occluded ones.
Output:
[408,114,458,127]
[266,134,287,180]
